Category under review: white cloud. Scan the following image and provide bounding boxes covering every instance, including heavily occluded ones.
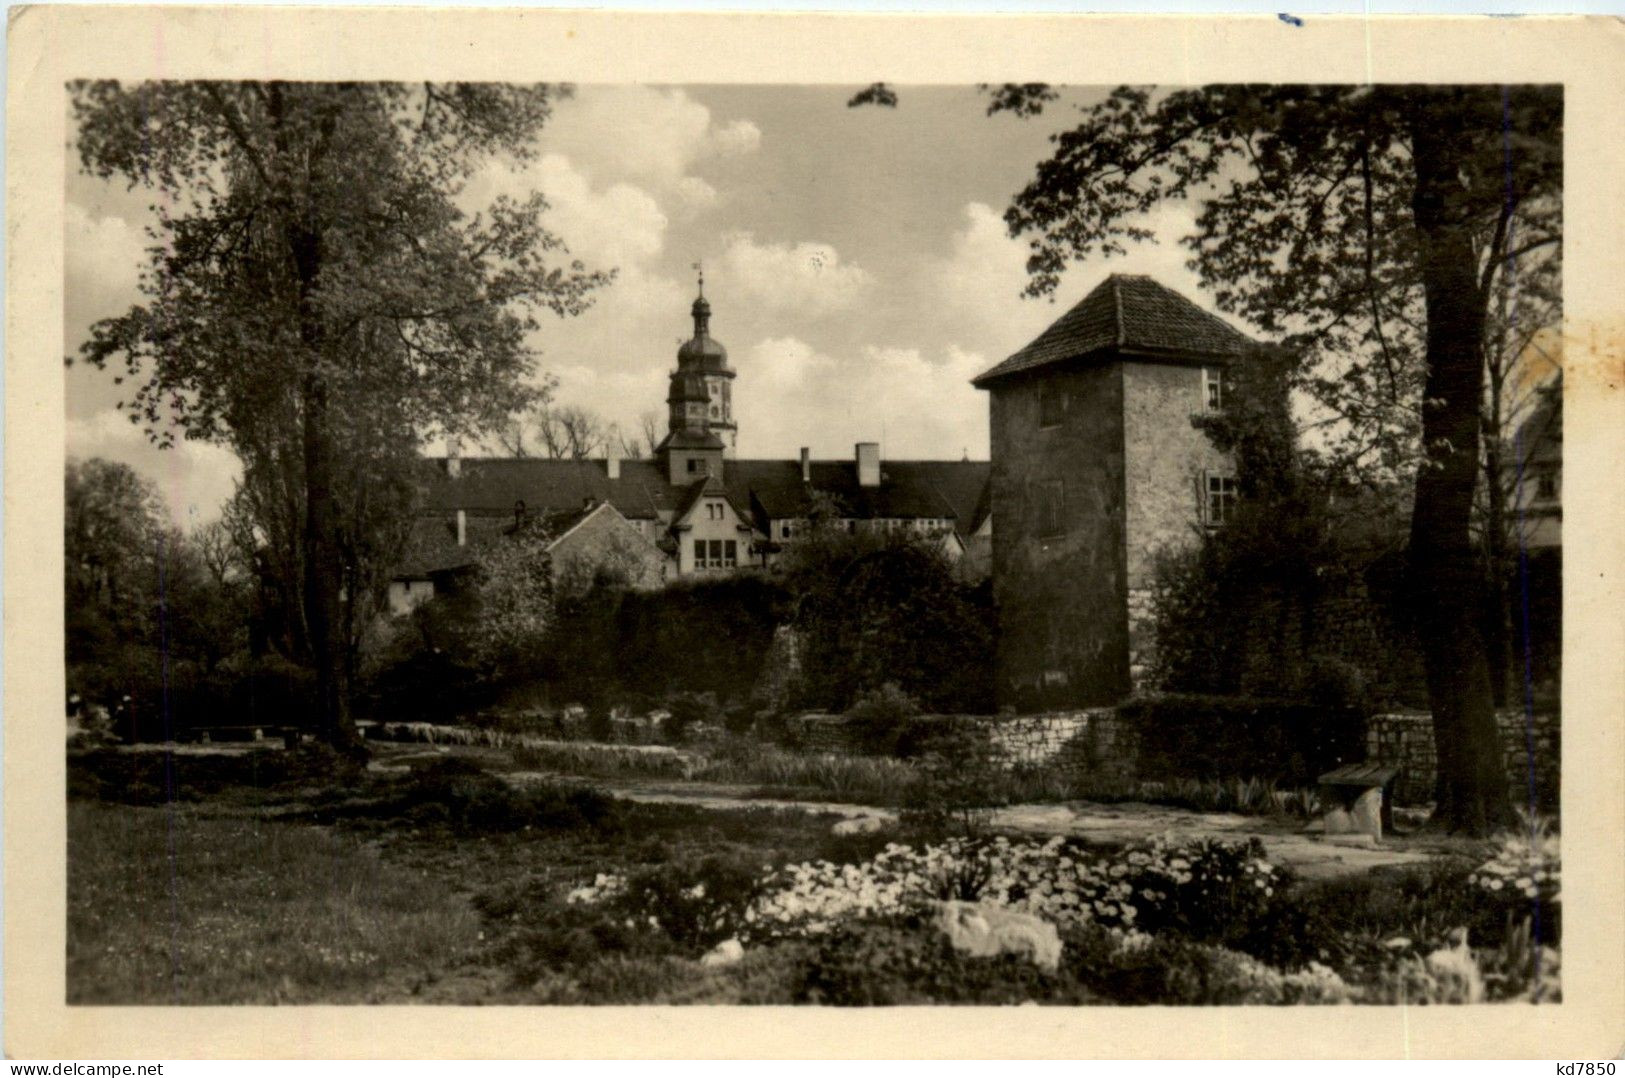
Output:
[733,336,988,460]
[541,87,760,194]
[717,233,871,318]
[709,119,762,159]
[66,411,242,526]
[916,202,1058,363]
[64,202,149,341]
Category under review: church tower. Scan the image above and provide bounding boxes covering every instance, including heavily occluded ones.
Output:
[667,273,736,456]
[658,271,735,484]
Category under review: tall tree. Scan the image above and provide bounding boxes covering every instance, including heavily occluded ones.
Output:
[64,457,167,661]
[498,401,608,460]
[858,83,1561,832]
[71,81,610,746]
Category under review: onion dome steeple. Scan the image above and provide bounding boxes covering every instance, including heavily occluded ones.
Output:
[661,264,738,460]
[676,265,730,373]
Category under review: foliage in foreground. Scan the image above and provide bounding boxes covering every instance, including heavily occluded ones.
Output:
[68,750,1561,1005]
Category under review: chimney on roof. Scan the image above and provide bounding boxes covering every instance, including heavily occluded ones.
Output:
[607,442,621,481]
[856,442,880,488]
[447,437,462,479]
[800,447,811,484]
[456,509,467,547]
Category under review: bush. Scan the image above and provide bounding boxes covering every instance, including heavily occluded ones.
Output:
[70,651,320,743]
[662,691,723,744]
[843,683,920,756]
[616,854,767,951]
[897,719,1001,841]
[393,759,623,835]
[1060,927,1350,1005]
[480,898,679,990]
[790,535,996,713]
[68,742,363,804]
[1120,693,1366,787]
[794,914,1092,1005]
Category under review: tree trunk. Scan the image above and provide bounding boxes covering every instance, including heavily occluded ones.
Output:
[1407,96,1513,834]
[1482,429,1513,708]
[301,373,355,749]
[278,83,360,754]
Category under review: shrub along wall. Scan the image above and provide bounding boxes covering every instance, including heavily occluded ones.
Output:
[543,574,792,706]
[1119,694,1367,788]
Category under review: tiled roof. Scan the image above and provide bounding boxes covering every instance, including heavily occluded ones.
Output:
[672,474,748,525]
[396,502,643,580]
[395,515,506,577]
[420,456,992,540]
[659,429,726,451]
[421,458,680,519]
[972,274,1258,387]
[728,459,991,537]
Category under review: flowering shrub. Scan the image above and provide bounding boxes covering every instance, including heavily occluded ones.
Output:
[568,832,1288,950]
[1468,814,1561,910]
[794,914,1093,1005]
[616,855,767,950]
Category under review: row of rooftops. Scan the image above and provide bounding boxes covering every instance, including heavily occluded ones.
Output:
[420,454,992,534]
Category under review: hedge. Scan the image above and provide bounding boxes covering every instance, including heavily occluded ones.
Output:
[1120,693,1366,787]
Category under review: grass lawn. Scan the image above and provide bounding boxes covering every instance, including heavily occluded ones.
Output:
[68,800,486,1003]
[66,749,891,1004]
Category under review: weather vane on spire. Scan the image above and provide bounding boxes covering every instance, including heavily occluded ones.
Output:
[692,261,704,298]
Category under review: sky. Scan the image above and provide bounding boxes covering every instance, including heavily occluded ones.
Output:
[64,84,1228,525]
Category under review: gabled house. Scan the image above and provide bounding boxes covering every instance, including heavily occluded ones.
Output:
[972,273,1263,708]
[387,497,669,616]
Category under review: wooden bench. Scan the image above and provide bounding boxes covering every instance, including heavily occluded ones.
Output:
[1318,762,1400,841]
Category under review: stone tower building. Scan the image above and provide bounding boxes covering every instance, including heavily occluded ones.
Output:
[972,274,1260,710]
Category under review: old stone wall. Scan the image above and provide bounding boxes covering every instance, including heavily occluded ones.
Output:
[780,705,1558,811]
[778,708,1136,774]
[1121,360,1233,592]
[1367,710,1560,809]
[988,363,1129,709]
[751,624,805,712]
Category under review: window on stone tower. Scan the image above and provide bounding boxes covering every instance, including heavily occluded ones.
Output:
[1205,473,1238,526]
[1039,385,1067,428]
[1037,479,1066,538]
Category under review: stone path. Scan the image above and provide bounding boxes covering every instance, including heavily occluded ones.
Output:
[105,743,1450,880]
[507,772,1446,881]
